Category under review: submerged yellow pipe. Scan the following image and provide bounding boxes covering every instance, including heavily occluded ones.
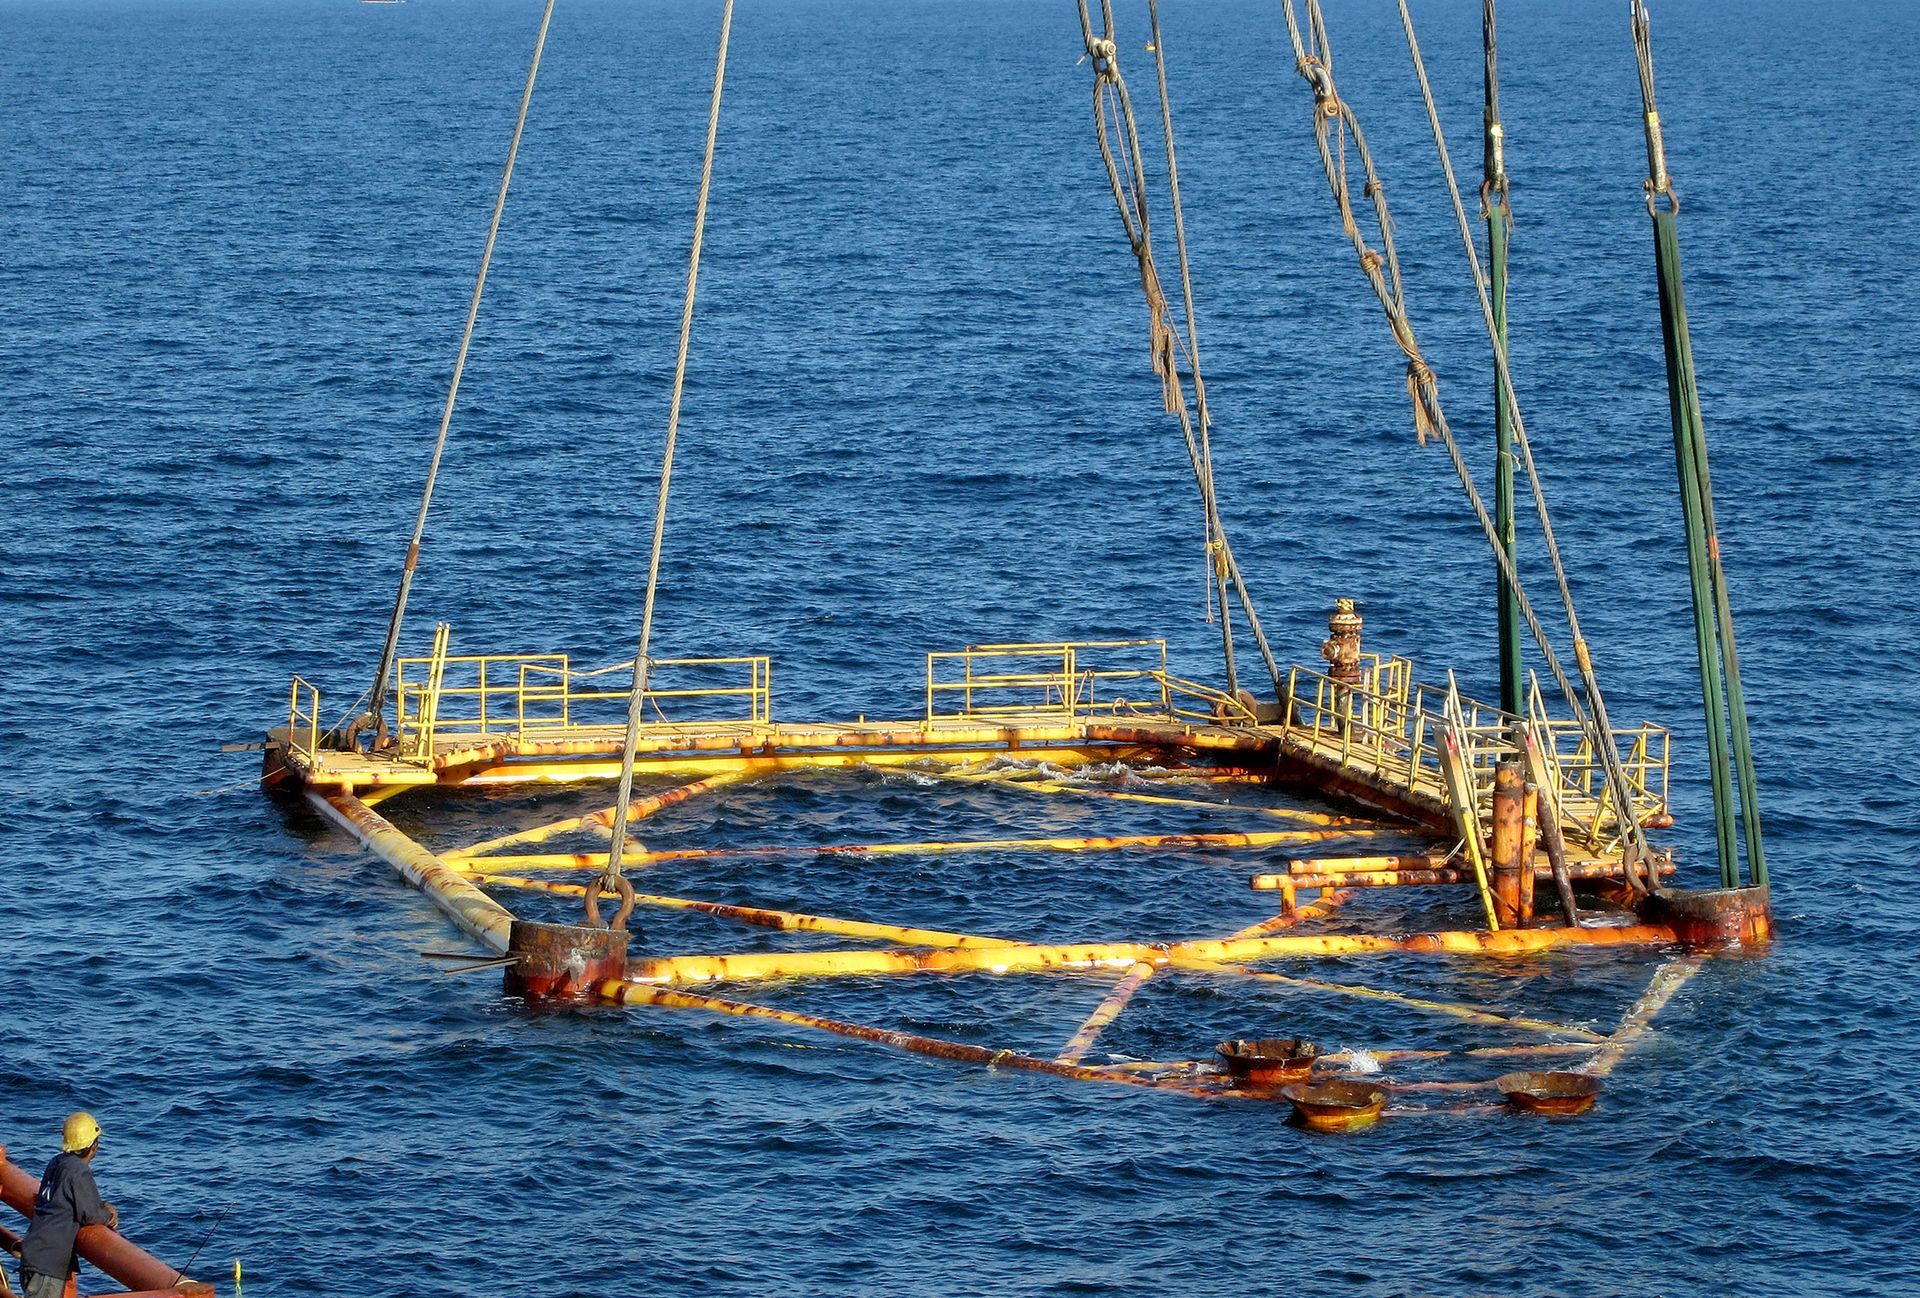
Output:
[1055,963,1156,1064]
[1172,962,1609,1040]
[459,826,1397,876]
[482,875,1013,949]
[1584,957,1703,1076]
[452,771,750,859]
[938,769,1375,828]
[1053,886,1362,1066]
[593,980,1247,1102]
[620,921,1683,986]
[308,791,514,953]
[1220,889,1352,940]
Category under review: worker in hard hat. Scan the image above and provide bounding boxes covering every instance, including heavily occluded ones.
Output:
[16,1113,118,1298]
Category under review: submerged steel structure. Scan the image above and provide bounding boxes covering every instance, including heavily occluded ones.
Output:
[264,0,1772,1123]
[265,624,1766,1120]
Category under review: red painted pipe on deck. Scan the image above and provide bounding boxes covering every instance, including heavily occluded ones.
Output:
[0,1153,211,1296]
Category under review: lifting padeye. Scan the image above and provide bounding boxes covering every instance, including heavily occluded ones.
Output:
[264,0,1772,1111]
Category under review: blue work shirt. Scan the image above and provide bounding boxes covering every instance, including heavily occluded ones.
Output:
[20,1152,112,1279]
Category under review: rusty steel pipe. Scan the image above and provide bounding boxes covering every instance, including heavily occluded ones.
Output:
[1285,853,1450,874]
[0,1156,211,1296]
[1520,782,1540,924]
[1490,760,1527,928]
[593,981,1273,1104]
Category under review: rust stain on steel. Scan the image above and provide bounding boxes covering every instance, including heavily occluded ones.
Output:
[1495,1070,1602,1115]
[1250,858,1677,891]
[1636,885,1772,948]
[1280,1079,1387,1131]
[1490,760,1529,929]
[503,918,629,1001]
[1284,853,1450,874]
[1216,1038,1321,1087]
[1082,722,1275,753]
[1176,921,1681,965]
[1268,745,1455,830]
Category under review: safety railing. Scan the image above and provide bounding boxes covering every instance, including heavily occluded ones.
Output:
[1275,655,1428,784]
[925,640,1173,724]
[1154,671,1260,726]
[287,676,322,762]
[394,645,772,756]
[1275,658,1671,847]
[1531,716,1671,846]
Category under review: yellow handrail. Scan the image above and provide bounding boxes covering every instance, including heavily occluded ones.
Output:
[925,641,1170,724]
[287,676,321,760]
[394,643,772,749]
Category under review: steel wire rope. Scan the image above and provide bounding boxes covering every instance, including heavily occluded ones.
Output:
[366,0,560,737]
[1145,0,1285,698]
[1278,0,1653,884]
[596,0,736,923]
[1390,0,1655,875]
[1075,0,1281,697]
[1129,4,1235,688]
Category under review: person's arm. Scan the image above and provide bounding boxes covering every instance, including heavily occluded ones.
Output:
[68,1164,117,1231]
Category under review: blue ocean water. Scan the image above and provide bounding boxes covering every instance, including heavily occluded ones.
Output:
[4,0,1919,1293]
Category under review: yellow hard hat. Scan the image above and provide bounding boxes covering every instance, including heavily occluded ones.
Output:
[61,1112,100,1153]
